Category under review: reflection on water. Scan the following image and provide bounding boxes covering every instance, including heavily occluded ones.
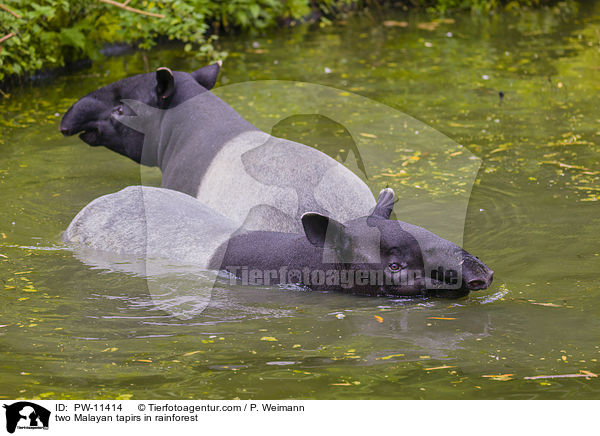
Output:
[1,3,600,399]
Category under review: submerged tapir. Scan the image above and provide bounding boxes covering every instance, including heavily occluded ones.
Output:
[64,186,493,297]
[60,63,375,233]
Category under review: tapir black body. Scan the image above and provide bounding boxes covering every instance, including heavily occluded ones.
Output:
[213,188,492,297]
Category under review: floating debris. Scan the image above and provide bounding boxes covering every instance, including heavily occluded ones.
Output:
[482,374,514,381]
[382,21,408,27]
[377,354,404,360]
[424,365,456,371]
[524,371,597,380]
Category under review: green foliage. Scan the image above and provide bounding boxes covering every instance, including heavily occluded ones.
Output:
[0,0,356,83]
[0,1,269,82]
[426,0,546,14]
[210,0,289,30]
[0,0,224,81]
[0,0,560,83]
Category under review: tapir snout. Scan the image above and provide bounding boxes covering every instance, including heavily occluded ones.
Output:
[60,96,103,136]
[463,253,494,291]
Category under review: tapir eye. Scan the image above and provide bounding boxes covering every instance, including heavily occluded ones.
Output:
[388,262,405,272]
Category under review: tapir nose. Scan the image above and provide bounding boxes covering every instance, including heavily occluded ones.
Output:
[467,270,494,291]
[60,106,80,136]
[59,125,73,136]
[60,95,102,136]
[462,252,494,291]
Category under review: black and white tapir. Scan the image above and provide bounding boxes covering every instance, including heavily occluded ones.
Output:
[60,63,375,233]
[64,186,493,298]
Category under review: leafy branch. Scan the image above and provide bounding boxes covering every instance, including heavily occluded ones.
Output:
[0,33,15,44]
[98,0,165,19]
[0,3,21,18]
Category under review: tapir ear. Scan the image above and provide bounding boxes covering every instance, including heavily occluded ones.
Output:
[191,61,221,90]
[156,67,175,103]
[371,188,395,219]
[301,213,346,248]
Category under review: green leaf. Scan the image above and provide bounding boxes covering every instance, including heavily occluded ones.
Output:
[249,4,260,19]
[59,27,86,51]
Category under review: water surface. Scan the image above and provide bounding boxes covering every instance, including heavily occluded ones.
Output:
[1,3,599,399]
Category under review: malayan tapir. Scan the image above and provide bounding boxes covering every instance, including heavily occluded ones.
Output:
[63,186,493,297]
[60,63,376,233]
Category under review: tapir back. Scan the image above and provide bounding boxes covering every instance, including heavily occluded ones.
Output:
[116,93,377,234]
[63,186,238,269]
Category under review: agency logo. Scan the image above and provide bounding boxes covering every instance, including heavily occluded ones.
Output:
[2,402,50,434]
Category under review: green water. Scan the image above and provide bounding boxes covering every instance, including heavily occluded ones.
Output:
[1,3,600,399]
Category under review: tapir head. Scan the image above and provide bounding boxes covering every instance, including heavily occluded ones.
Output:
[301,188,494,298]
[59,63,221,163]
